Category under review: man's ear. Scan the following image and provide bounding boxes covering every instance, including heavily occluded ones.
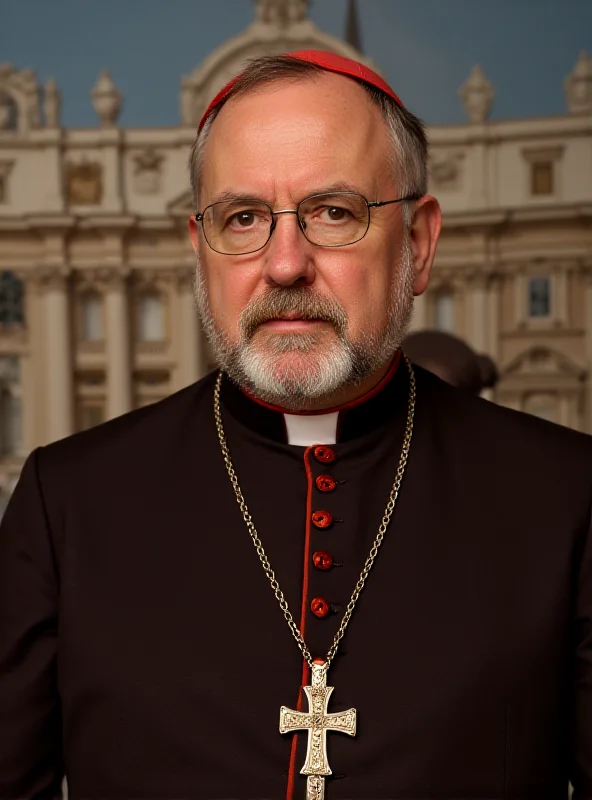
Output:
[188,216,200,253]
[408,195,442,296]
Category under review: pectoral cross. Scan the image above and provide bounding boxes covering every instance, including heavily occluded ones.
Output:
[279,661,357,800]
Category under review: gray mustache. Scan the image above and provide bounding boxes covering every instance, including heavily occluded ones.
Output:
[239,287,347,339]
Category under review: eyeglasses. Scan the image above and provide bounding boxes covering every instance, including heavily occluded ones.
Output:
[194,190,421,256]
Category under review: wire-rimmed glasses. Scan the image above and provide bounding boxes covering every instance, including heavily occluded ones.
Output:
[194,190,421,256]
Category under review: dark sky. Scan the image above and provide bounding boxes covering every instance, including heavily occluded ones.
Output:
[1,0,591,127]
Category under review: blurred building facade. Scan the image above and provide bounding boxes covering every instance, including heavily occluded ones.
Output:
[0,0,591,497]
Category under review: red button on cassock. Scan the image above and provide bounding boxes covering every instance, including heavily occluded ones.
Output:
[316,474,337,493]
[312,510,333,529]
[313,550,333,570]
[313,445,336,464]
[311,597,330,618]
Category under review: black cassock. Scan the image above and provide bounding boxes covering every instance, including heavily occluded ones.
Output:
[1,363,592,799]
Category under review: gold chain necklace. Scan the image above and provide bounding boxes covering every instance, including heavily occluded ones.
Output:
[213,355,416,800]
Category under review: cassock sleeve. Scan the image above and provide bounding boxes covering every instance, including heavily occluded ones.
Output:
[0,448,64,798]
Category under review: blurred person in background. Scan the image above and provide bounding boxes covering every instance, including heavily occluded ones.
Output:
[403,329,498,395]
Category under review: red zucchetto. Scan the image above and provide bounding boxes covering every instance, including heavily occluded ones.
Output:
[198,49,405,133]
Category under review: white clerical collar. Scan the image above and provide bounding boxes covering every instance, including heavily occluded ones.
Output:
[283,411,339,446]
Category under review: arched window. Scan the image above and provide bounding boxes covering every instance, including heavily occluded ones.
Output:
[434,291,455,333]
[80,293,104,341]
[138,293,165,341]
[0,356,22,457]
[0,271,24,325]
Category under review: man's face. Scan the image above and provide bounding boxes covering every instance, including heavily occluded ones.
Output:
[190,74,419,408]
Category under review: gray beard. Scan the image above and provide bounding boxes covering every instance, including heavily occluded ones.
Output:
[194,241,414,411]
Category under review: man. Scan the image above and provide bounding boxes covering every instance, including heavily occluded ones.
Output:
[1,51,591,800]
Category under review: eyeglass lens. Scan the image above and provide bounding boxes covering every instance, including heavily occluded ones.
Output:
[202,192,370,254]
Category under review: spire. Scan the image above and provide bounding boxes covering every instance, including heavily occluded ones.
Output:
[345,0,362,53]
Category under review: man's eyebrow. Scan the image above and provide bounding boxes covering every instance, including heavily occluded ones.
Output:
[206,182,368,207]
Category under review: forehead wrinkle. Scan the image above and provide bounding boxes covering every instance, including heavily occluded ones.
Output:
[202,75,391,204]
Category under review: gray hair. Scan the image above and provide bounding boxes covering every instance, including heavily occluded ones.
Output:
[188,55,429,225]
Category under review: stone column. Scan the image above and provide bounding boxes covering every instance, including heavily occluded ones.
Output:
[514,269,527,328]
[487,275,500,361]
[41,268,74,441]
[554,265,569,327]
[469,273,488,353]
[105,271,132,419]
[178,268,206,384]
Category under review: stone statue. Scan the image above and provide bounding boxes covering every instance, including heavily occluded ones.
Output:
[91,70,122,127]
[180,77,196,127]
[44,78,61,128]
[458,65,494,124]
[564,51,592,115]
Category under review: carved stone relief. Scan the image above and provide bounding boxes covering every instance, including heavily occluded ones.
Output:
[65,160,103,205]
[132,149,164,195]
[256,0,308,27]
[429,150,465,190]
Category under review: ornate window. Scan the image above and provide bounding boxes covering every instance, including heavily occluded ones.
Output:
[137,293,165,341]
[528,277,551,318]
[531,162,554,196]
[0,356,22,457]
[434,291,455,333]
[0,271,24,325]
[80,292,104,341]
[522,146,563,199]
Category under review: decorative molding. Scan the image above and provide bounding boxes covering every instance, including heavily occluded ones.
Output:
[521,145,565,164]
[31,266,71,292]
[132,267,176,292]
[136,341,169,356]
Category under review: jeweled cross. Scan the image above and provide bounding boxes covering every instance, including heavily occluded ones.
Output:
[279,661,357,799]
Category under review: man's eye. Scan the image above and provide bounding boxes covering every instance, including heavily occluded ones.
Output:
[320,206,350,222]
[230,211,256,227]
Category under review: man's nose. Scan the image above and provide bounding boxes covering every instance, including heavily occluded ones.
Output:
[262,211,316,288]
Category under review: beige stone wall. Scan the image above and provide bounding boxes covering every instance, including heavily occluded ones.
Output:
[0,16,591,497]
